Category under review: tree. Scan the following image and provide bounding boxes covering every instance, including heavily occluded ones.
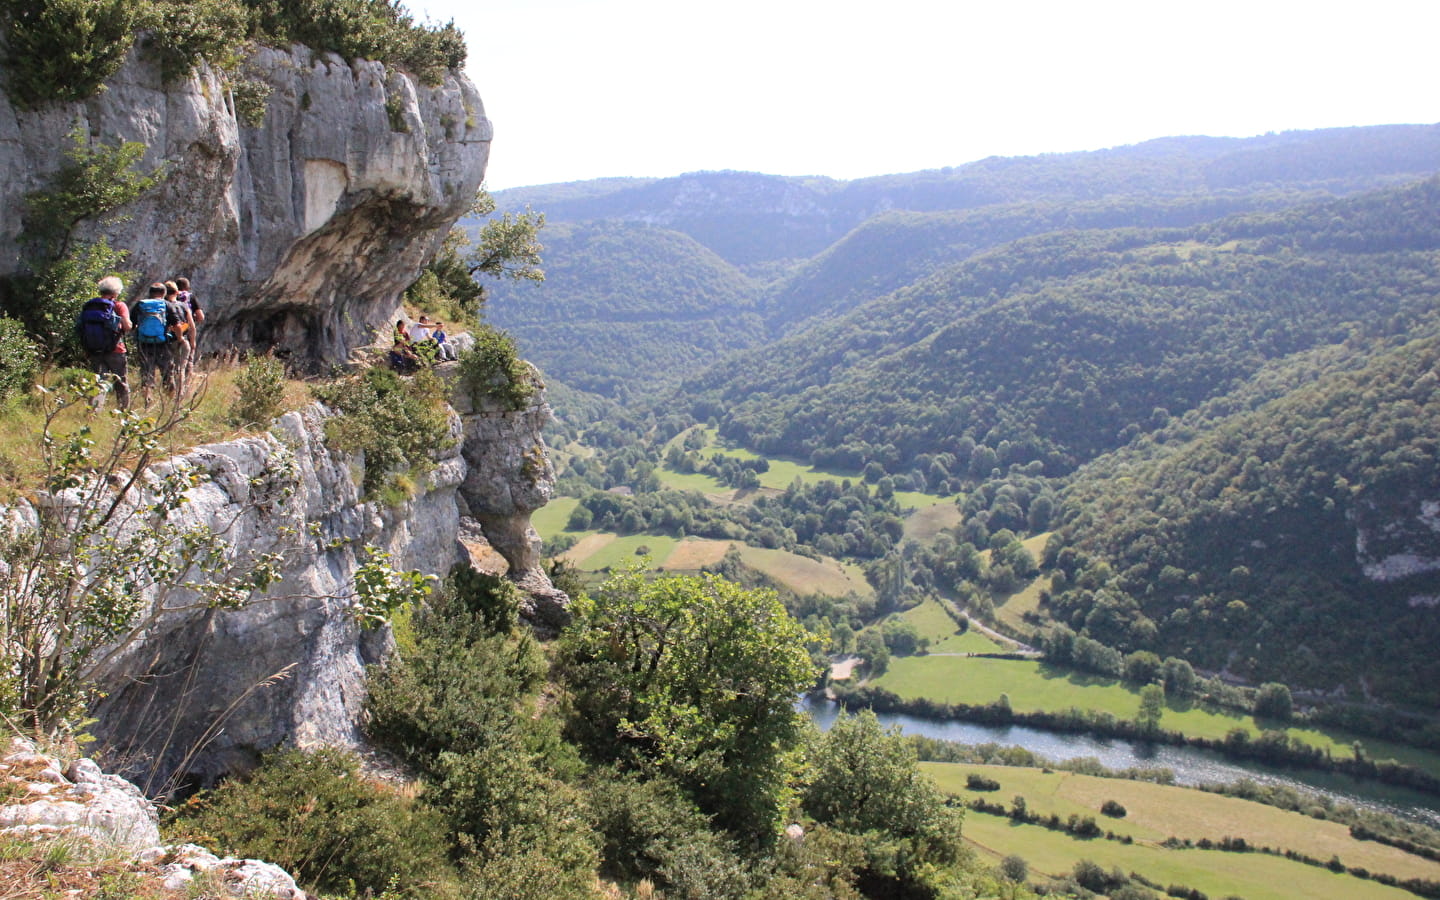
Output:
[406,188,545,321]
[802,711,966,895]
[558,566,818,837]
[1137,683,1165,733]
[1254,682,1294,722]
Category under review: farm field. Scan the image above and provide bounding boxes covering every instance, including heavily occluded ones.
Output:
[959,810,1416,900]
[556,531,873,600]
[737,545,872,599]
[872,654,1439,767]
[926,763,1440,885]
[893,597,1003,654]
[665,426,954,511]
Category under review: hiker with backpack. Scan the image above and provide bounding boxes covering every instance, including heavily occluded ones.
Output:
[174,276,202,373]
[164,281,194,396]
[133,282,178,406]
[77,276,133,409]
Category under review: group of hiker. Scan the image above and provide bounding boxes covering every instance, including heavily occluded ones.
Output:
[389,314,458,372]
[77,276,204,410]
[78,275,461,410]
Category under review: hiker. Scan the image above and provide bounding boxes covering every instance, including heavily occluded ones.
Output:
[174,276,203,372]
[133,282,177,405]
[432,320,458,361]
[164,281,194,396]
[76,276,132,409]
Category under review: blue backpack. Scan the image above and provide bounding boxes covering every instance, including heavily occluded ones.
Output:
[133,298,172,344]
[76,297,121,353]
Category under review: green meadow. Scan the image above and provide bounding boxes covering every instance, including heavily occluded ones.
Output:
[925,762,1440,899]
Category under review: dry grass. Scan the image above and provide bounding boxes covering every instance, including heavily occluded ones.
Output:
[0,363,314,502]
[660,539,733,571]
[0,835,176,899]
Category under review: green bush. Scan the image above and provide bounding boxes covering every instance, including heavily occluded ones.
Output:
[313,366,453,498]
[457,325,535,411]
[0,0,144,110]
[169,748,460,899]
[2,0,466,111]
[230,353,286,427]
[0,318,39,400]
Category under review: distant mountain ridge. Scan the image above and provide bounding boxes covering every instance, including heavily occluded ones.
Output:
[482,124,1440,400]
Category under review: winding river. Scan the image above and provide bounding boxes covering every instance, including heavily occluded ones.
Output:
[802,698,1440,828]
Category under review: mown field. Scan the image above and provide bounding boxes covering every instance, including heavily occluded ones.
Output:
[663,426,956,512]
[926,762,1440,899]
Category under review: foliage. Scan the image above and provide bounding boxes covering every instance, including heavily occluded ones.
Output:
[169,748,460,899]
[404,229,484,322]
[801,710,967,896]
[22,127,164,262]
[0,0,147,109]
[313,366,453,498]
[467,190,546,287]
[0,384,282,730]
[557,566,818,838]
[585,768,750,899]
[6,128,160,359]
[457,325,535,411]
[1058,328,1440,703]
[0,0,467,110]
[0,318,39,400]
[229,353,287,428]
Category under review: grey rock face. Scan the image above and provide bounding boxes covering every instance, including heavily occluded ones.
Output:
[80,386,565,791]
[0,44,490,366]
[88,403,465,792]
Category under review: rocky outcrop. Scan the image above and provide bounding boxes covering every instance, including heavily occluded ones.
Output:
[87,383,566,793]
[0,738,306,898]
[0,43,489,365]
[1353,497,1440,583]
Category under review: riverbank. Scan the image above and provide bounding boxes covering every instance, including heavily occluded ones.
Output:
[830,683,1440,804]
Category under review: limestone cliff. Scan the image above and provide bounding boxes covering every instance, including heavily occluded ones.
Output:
[89,380,563,793]
[0,43,489,364]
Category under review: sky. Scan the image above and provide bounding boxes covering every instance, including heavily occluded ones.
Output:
[408,0,1439,190]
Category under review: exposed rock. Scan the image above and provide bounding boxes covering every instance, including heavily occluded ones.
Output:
[88,402,465,793]
[1,739,306,898]
[0,739,158,853]
[1353,496,1440,582]
[0,43,490,366]
[448,366,571,628]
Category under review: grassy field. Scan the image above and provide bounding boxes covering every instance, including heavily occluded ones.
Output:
[664,426,953,512]
[927,762,1439,898]
[894,598,1002,654]
[873,654,1436,766]
[902,502,963,542]
[961,810,1416,900]
[530,495,581,538]
[738,546,873,599]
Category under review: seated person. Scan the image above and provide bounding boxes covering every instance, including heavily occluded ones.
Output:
[431,320,458,360]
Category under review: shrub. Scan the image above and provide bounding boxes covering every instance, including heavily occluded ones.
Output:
[0,317,39,399]
[1101,799,1128,818]
[229,354,286,427]
[458,325,535,411]
[0,0,145,110]
[313,366,453,497]
[168,748,460,899]
[965,773,1000,791]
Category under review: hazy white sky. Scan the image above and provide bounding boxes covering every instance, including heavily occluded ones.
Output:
[409,0,1438,190]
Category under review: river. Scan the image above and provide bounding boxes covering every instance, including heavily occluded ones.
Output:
[802,697,1440,828]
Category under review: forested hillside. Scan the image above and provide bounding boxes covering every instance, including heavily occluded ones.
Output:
[692,178,1440,477]
[484,124,1440,400]
[484,220,760,398]
[1053,328,1440,704]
